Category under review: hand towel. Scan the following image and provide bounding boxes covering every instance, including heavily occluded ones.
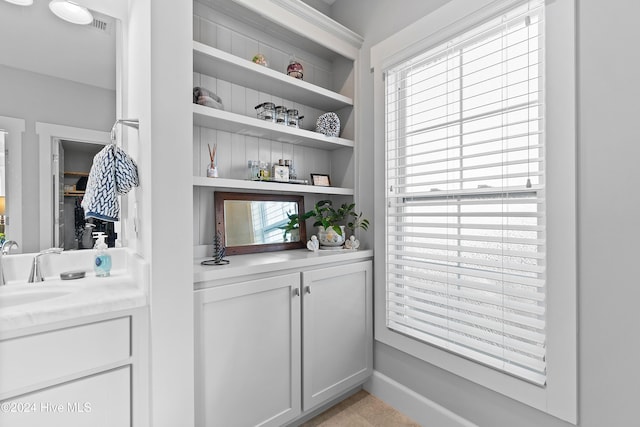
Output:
[193,86,224,110]
[81,144,139,222]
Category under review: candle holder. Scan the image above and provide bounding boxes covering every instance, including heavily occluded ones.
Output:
[287,56,303,79]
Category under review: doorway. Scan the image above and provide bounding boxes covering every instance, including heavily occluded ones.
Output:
[56,140,116,250]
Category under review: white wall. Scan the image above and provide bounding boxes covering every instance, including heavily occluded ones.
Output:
[0,65,115,252]
[332,0,640,425]
[124,0,194,425]
[576,0,640,424]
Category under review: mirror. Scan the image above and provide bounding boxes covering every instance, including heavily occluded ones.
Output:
[0,0,120,252]
[0,131,6,241]
[215,192,307,255]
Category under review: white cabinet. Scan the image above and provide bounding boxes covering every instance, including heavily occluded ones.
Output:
[0,317,130,396]
[194,273,302,427]
[0,367,131,427]
[0,309,148,427]
[301,261,373,411]
[194,259,373,426]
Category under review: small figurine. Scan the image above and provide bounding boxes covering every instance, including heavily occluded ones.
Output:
[252,53,268,66]
[200,231,229,265]
[306,235,319,252]
[344,235,360,250]
[287,57,303,79]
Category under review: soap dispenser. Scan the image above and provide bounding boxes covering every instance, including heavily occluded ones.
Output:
[93,232,112,277]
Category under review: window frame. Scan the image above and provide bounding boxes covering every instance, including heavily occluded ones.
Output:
[371,0,576,423]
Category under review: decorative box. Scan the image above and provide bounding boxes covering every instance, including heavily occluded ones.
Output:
[273,165,290,182]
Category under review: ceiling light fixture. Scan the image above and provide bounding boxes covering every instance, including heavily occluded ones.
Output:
[4,0,34,6]
[48,0,93,25]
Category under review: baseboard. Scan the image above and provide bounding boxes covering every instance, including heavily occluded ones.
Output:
[364,371,478,427]
[285,385,363,426]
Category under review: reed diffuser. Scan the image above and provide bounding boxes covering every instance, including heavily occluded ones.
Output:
[206,143,218,178]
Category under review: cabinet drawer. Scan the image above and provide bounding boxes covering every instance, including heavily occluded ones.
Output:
[0,317,131,397]
[0,366,131,427]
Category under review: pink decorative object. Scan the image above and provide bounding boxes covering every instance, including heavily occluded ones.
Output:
[287,59,303,79]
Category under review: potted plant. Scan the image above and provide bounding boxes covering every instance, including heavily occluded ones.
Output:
[285,200,369,248]
[280,212,302,242]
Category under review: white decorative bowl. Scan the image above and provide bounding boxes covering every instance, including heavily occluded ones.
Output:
[317,225,346,247]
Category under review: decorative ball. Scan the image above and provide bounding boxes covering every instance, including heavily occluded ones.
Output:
[315,112,341,137]
[252,53,268,66]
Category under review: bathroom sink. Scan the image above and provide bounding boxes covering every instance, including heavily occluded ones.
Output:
[0,289,71,309]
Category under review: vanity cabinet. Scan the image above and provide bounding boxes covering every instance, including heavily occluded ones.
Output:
[194,259,373,426]
[0,367,131,427]
[0,309,148,427]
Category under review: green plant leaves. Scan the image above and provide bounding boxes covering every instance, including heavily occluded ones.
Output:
[295,199,369,236]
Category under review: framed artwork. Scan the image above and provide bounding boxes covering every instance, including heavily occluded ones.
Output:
[310,173,331,186]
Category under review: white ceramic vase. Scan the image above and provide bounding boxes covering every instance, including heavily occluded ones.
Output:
[317,225,346,248]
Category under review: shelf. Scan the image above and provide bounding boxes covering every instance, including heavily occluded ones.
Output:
[193,176,354,196]
[195,0,362,61]
[193,42,354,112]
[64,191,85,197]
[193,104,354,150]
[64,171,89,177]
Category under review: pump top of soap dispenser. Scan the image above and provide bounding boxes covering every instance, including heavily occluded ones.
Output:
[92,232,107,250]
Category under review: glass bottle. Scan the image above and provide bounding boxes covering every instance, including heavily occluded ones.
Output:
[207,162,218,178]
[248,160,260,180]
[259,161,270,180]
[287,109,299,127]
[275,106,288,124]
[255,102,276,122]
[285,159,297,180]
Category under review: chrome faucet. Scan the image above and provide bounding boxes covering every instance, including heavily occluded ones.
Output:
[0,240,19,286]
[28,248,63,283]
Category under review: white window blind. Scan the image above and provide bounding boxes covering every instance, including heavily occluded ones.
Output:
[385,1,546,385]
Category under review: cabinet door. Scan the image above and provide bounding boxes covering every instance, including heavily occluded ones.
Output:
[194,273,301,427]
[301,260,373,411]
[0,366,131,427]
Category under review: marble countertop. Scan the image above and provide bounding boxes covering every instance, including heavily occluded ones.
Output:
[0,272,147,333]
[0,249,148,334]
[194,248,374,284]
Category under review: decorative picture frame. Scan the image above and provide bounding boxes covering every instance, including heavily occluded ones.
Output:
[310,173,331,186]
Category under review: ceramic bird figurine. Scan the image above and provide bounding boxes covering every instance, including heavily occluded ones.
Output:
[344,235,360,250]
[307,235,319,252]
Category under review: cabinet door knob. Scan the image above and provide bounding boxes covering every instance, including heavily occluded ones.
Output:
[293,288,300,297]
[305,286,311,294]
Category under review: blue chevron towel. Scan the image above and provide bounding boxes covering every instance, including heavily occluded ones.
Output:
[81,144,139,222]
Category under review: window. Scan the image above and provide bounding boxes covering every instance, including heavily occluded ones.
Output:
[373,0,576,421]
[250,201,294,243]
[384,1,546,385]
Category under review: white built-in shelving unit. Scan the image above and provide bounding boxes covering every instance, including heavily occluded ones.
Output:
[192,0,363,244]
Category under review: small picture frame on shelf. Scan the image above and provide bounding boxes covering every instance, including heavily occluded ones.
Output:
[310,173,331,187]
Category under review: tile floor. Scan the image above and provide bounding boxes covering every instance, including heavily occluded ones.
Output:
[301,390,421,426]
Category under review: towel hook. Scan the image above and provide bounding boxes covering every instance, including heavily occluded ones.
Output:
[110,118,139,143]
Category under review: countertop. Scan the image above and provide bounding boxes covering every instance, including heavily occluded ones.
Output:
[0,249,148,334]
[194,248,373,285]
